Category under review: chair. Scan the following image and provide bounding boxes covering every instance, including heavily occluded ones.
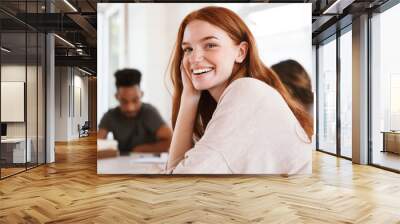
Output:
[78,121,90,138]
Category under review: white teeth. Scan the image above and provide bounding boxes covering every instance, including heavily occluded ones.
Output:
[193,68,213,74]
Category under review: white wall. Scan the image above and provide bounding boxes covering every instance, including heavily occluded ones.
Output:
[72,73,89,137]
[54,67,89,141]
[1,65,26,140]
[1,64,46,163]
[1,65,34,137]
[1,66,26,134]
[55,67,68,141]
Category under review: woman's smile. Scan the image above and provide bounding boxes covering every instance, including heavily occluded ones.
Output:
[191,67,215,75]
[191,66,215,80]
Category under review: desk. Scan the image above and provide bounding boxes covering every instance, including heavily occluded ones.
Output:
[97,153,168,174]
[382,131,400,154]
[1,138,31,163]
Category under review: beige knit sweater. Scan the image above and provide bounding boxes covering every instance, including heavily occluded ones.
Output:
[169,77,312,174]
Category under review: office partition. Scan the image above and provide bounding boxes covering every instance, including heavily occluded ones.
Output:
[0,0,47,179]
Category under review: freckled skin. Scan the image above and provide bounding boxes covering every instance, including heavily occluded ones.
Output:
[182,20,242,97]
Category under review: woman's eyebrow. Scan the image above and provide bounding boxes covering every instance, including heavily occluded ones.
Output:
[182,36,219,46]
[200,36,219,41]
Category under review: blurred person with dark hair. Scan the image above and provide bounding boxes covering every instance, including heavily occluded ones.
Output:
[98,69,172,155]
[271,59,314,116]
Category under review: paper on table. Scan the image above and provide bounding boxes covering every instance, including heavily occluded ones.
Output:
[130,153,168,164]
[97,139,118,151]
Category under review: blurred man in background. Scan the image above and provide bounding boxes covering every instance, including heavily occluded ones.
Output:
[98,69,172,155]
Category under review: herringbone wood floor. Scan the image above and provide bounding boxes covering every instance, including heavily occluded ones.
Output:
[1,135,400,224]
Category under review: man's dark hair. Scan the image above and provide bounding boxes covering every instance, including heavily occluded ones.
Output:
[115,69,141,88]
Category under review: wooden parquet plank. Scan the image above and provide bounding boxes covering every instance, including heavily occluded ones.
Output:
[1,135,400,223]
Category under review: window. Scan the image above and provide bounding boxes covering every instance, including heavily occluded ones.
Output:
[371,2,400,171]
[339,29,352,158]
[317,37,337,154]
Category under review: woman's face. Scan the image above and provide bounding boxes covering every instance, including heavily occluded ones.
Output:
[181,20,247,94]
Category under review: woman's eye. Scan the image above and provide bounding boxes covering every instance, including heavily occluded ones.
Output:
[183,48,192,53]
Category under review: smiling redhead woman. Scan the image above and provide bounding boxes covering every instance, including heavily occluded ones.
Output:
[166,6,313,174]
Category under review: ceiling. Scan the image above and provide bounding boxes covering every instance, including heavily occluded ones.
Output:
[1,0,97,74]
[0,0,393,75]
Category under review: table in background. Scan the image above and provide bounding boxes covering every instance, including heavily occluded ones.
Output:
[381,131,400,154]
[1,138,32,165]
[97,153,168,174]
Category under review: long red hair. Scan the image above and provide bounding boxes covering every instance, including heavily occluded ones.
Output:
[169,6,313,140]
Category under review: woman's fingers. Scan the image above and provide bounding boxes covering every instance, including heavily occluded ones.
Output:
[181,61,200,100]
[180,62,190,87]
